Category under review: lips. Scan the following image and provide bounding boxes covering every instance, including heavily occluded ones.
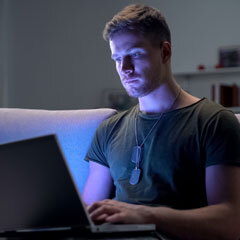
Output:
[123,78,138,84]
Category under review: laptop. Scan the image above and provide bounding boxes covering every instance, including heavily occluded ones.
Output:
[0,134,156,237]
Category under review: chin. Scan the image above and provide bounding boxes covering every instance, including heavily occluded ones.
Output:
[126,89,147,98]
[125,84,154,98]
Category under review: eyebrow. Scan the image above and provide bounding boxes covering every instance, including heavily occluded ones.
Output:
[111,47,146,59]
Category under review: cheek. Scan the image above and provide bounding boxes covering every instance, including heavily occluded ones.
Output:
[136,61,151,75]
[144,58,159,73]
[116,64,122,76]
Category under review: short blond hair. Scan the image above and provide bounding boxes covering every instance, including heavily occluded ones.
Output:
[103,4,171,46]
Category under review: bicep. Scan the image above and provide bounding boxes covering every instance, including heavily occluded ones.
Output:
[206,165,240,207]
[82,161,113,206]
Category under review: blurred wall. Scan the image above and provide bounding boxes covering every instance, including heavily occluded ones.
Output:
[0,0,5,107]
[1,0,240,109]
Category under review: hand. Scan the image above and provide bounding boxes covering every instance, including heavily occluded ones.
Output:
[87,199,153,225]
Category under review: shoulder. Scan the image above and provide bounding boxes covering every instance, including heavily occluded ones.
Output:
[180,98,239,125]
[192,98,229,116]
[97,105,138,132]
[170,98,240,140]
[194,98,239,127]
[189,99,240,167]
[196,100,240,159]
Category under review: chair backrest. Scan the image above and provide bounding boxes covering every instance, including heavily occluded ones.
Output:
[0,108,117,193]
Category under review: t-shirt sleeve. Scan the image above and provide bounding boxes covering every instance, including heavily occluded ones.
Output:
[84,121,110,168]
[203,110,240,167]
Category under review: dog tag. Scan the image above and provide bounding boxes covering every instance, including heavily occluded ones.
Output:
[129,168,141,185]
[131,146,142,164]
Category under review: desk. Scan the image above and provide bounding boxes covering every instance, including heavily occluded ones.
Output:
[0,229,168,240]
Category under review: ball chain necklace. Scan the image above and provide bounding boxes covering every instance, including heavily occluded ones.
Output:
[129,87,182,185]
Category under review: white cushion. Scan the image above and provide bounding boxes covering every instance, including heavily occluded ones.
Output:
[235,114,240,122]
[0,108,117,192]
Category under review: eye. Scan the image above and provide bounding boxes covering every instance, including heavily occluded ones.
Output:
[115,57,121,63]
[132,52,141,58]
[112,57,121,63]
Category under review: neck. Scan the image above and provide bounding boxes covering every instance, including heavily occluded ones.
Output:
[138,78,181,114]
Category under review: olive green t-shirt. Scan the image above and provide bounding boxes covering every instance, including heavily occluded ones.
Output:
[85,98,240,209]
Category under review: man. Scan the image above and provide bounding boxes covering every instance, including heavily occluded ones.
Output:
[83,4,240,240]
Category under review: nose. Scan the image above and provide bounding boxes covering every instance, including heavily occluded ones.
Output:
[120,56,134,75]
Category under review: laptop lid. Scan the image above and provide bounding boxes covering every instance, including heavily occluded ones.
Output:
[0,134,156,235]
[0,134,92,233]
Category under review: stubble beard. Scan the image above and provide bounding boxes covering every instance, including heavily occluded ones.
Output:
[124,79,160,98]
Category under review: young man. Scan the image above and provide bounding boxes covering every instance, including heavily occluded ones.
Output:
[83,4,240,240]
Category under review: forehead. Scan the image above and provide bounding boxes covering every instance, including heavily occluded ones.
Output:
[109,30,153,55]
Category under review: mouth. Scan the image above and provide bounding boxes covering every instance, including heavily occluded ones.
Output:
[123,78,138,85]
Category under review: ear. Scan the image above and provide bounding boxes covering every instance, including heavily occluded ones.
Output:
[161,41,171,64]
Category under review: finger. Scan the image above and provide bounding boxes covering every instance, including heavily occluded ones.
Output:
[88,199,121,213]
[103,199,138,210]
[105,212,128,224]
[93,213,109,224]
[88,201,104,213]
[90,205,120,221]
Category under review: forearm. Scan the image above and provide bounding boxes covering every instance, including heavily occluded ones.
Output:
[146,203,240,240]
[82,161,113,206]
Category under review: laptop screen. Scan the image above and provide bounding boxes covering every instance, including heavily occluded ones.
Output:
[0,135,90,232]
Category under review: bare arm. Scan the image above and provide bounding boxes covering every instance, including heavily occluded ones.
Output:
[82,161,114,206]
[88,165,240,240]
[142,165,240,240]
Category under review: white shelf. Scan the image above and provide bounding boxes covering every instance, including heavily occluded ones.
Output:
[173,67,240,112]
[174,67,240,78]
